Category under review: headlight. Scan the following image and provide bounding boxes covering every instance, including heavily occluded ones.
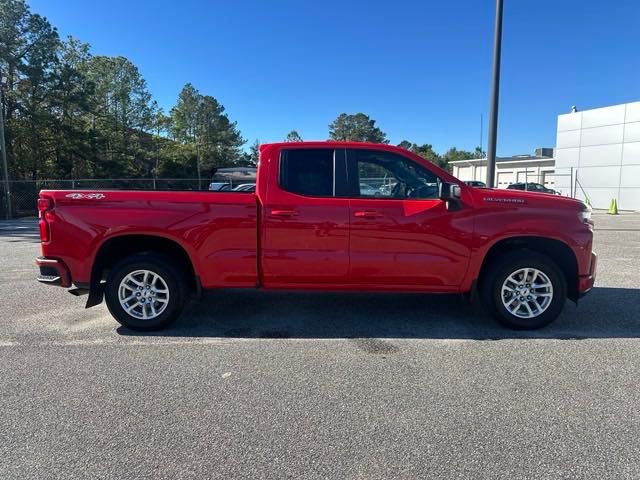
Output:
[579,203,593,225]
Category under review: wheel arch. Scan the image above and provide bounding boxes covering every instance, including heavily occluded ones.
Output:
[477,236,579,301]
[86,233,199,308]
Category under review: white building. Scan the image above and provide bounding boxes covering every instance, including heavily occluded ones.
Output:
[451,101,640,211]
[555,101,640,210]
[450,149,556,189]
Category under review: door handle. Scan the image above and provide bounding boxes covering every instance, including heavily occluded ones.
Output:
[270,209,298,218]
[353,210,383,219]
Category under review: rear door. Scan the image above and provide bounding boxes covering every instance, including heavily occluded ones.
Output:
[261,147,351,287]
[346,149,472,289]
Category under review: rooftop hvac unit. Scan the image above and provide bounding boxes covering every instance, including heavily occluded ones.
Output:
[535,147,554,158]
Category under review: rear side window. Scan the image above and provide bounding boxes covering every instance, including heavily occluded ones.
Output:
[279,149,334,196]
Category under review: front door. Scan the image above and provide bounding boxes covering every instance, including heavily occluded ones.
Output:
[346,149,472,289]
[261,147,350,287]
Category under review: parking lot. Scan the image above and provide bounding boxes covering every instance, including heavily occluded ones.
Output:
[1,211,639,479]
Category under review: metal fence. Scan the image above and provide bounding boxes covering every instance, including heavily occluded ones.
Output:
[0,175,405,219]
[0,177,252,219]
[0,172,593,219]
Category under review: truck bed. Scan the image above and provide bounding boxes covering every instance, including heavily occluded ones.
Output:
[39,190,259,288]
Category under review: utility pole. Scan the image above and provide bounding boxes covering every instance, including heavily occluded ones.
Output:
[485,0,504,188]
[480,113,483,154]
[0,76,11,220]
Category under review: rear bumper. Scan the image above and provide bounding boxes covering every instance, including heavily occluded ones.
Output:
[35,256,71,288]
[578,252,597,297]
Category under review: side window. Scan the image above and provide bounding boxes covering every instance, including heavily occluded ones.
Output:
[279,149,334,197]
[349,150,440,199]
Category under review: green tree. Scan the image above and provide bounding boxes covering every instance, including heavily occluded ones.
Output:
[474,146,486,159]
[155,142,197,180]
[397,140,412,150]
[328,113,388,143]
[196,94,244,172]
[49,36,95,178]
[1,0,61,179]
[442,147,477,162]
[82,55,157,177]
[149,108,171,179]
[240,139,259,166]
[169,83,199,143]
[170,83,245,185]
[397,140,445,168]
[436,147,478,172]
[0,0,248,194]
[170,83,207,184]
[285,130,302,142]
[412,143,444,168]
[249,140,259,165]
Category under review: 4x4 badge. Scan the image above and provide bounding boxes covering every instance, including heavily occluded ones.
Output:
[65,193,106,199]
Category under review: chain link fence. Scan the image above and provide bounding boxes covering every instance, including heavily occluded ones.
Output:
[3,173,535,219]
[0,177,255,219]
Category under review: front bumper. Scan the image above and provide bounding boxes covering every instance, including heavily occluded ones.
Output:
[35,256,71,288]
[578,252,597,297]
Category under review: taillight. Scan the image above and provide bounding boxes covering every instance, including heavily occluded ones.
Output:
[37,198,53,213]
[38,196,54,243]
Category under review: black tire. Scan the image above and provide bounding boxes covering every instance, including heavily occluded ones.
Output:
[481,250,566,330]
[104,254,187,331]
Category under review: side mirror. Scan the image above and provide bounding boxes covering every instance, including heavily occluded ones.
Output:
[439,182,462,210]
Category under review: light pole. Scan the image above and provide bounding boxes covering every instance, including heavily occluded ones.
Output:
[485,0,504,188]
[0,75,11,220]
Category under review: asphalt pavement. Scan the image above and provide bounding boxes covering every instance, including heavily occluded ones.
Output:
[1,211,639,479]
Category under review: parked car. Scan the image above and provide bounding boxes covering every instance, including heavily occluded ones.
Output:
[359,182,379,196]
[507,182,558,195]
[464,180,486,188]
[378,182,397,196]
[36,142,596,331]
[208,182,231,191]
[232,183,256,192]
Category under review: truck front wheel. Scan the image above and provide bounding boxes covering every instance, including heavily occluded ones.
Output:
[482,250,566,329]
[104,254,187,331]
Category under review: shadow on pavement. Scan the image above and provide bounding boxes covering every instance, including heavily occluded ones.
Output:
[117,286,640,340]
[0,219,40,243]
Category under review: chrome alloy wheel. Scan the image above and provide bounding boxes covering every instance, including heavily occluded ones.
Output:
[118,269,170,320]
[501,268,553,319]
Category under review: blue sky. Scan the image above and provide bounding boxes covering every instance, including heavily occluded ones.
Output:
[30,0,640,155]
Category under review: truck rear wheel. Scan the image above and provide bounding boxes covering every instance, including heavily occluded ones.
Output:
[482,250,566,330]
[104,254,187,331]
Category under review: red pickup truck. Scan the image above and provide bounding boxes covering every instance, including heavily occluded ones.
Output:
[36,142,596,331]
